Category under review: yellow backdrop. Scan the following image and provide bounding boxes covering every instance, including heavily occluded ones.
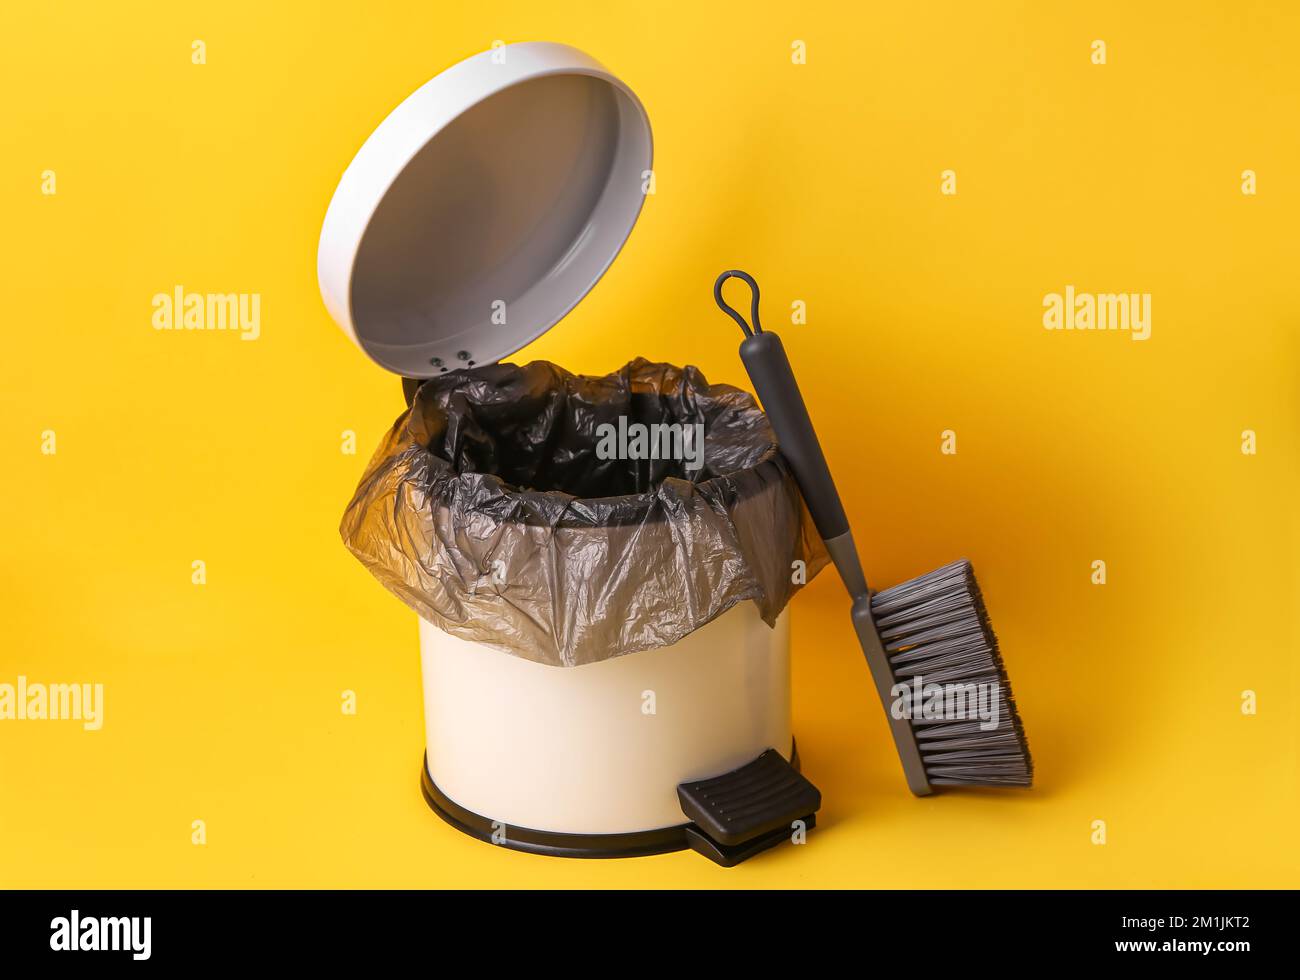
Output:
[2,1,1296,888]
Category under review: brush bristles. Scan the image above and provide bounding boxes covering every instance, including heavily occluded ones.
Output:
[870,559,1033,788]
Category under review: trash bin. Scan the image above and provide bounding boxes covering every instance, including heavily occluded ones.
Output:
[317,42,826,864]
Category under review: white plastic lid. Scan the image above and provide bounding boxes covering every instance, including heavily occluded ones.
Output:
[317,42,653,378]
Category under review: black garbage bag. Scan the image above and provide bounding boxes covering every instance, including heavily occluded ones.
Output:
[341,358,826,667]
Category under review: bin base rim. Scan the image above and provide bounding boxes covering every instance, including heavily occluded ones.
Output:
[419,740,801,860]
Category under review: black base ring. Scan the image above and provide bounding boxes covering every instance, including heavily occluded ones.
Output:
[419,741,801,860]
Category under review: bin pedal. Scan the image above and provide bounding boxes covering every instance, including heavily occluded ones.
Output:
[677,748,820,867]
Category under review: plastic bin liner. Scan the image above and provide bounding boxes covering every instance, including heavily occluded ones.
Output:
[341,358,826,667]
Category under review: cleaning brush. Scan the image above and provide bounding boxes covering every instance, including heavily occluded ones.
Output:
[713,270,1032,795]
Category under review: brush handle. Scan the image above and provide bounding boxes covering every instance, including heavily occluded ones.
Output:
[739,330,932,794]
[717,273,934,796]
[740,331,933,796]
[738,330,869,599]
[717,272,934,796]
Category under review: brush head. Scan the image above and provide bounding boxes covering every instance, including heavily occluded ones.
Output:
[870,559,1033,788]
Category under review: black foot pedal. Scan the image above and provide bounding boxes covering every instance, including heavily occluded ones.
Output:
[677,748,821,867]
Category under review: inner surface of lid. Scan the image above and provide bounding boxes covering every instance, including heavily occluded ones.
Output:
[350,72,650,378]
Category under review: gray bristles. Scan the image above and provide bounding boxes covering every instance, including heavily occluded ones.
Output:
[870,559,1033,788]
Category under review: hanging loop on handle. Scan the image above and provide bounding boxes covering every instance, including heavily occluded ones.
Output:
[713,270,764,338]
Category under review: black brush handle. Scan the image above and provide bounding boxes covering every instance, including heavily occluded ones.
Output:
[717,271,933,796]
[713,271,870,598]
[739,331,848,539]
[738,330,869,599]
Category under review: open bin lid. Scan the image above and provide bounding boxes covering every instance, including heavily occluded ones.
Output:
[317,42,653,379]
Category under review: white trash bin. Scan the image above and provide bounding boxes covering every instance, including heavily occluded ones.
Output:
[317,42,824,864]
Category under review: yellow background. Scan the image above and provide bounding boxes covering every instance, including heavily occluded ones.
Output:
[2,1,1296,888]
